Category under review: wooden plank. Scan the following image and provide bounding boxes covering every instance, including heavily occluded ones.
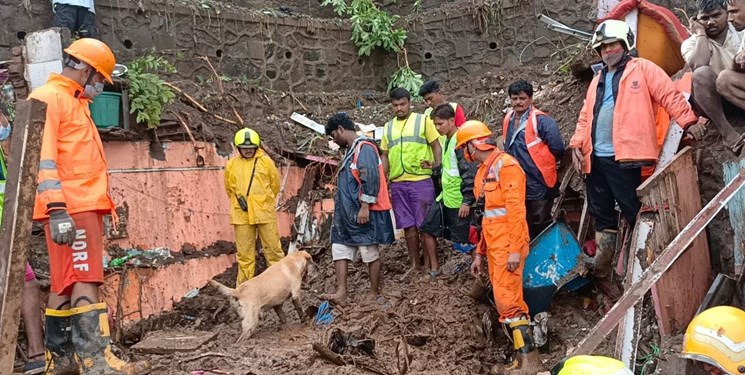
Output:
[291,112,325,134]
[0,99,46,373]
[121,88,131,131]
[615,214,654,370]
[570,167,745,356]
[636,147,712,335]
[724,160,745,276]
[656,121,684,171]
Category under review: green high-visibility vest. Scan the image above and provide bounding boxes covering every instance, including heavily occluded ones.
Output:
[436,134,463,208]
[423,102,458,119]
[385,113,433,181]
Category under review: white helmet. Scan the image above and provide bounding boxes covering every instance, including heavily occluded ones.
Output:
[591,20,635,52]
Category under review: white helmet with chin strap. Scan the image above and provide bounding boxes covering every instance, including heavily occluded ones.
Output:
[591,19,635,52]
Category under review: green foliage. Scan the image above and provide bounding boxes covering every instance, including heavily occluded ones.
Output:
[388,66,422,96]
[321,0,406,56]
[127,55,176,129]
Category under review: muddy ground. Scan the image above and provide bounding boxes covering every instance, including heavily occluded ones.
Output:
[100,240,616,375]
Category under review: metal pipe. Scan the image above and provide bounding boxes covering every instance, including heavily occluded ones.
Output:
[108,166,224,174]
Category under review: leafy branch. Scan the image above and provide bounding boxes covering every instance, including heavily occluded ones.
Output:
[127,55,177,129]
[321,0,423,97]
[322,0,407,56]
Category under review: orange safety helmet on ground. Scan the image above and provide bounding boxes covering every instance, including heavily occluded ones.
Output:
[455,120,494,150]
[64,38,116,84]
[680,306,745,375]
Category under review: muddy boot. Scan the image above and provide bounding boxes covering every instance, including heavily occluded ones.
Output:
[71,303,151,375]
[44,308,81,375]
[491,318,546,374]
[592,230,623,302]
[590,230,617,279]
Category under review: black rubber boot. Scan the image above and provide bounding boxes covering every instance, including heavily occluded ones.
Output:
[70,303,151,375]
[44,308,80,375]
[491,318,547,374]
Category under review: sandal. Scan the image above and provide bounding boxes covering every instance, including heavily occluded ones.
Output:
[728,133,745,156]
[23,354,45,375]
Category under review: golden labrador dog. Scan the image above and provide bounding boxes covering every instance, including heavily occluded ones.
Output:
[209,250,312,341]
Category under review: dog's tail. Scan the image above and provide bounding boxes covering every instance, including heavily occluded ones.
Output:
[208,279,236,298]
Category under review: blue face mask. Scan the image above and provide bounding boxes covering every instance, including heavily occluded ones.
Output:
[0,124,10,141]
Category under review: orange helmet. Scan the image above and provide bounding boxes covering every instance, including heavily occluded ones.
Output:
[680,306,745,374]
[64,38,116,84]
[456,120,494,150]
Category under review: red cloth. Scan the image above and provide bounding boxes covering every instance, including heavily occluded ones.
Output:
[454,105,467,128]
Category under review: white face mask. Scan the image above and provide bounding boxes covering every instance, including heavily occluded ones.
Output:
[84,82,104,99]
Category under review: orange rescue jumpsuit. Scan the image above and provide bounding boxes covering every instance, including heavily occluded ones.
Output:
[474,149,530,322]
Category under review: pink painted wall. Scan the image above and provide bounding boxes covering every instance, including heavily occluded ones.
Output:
[100,141,325,323]
[103,141,308,250]
[104,141,232,251]
[100,254,235,322]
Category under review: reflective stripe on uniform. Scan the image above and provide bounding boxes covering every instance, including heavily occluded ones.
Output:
[387,136,428,148]
[526,111,543,148]
[39,159,58,170]
[386,114,426,148]
[37,179,62,192]
[483,207,507,217]
[444,141,459,176]
[487,159,504,182]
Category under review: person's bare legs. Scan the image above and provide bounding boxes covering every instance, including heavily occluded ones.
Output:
[367,259,381,297]
[421,232,440,273]
[320,259,348,306]
[718,69,745,110]
[403,226,422,275]
[22,279,45,360]
[693,67,742,146]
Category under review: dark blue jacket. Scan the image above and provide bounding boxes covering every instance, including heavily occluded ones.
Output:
[331,137,395,246]
[504,107,565,201]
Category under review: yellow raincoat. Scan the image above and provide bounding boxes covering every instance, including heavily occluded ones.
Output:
[224,148,284,284]
[224,148,280,225]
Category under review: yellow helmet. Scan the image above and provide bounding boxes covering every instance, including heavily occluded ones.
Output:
[591,20,635,52]
[680,306,745,374]
[234,128,261,148]
[551,355,632,375]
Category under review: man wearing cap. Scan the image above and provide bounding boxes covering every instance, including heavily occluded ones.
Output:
[29,38,150,374]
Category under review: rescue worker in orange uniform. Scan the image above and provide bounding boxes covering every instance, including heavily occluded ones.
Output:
[458,121,545,374]
[28,38,150,374]
[570,20,698,299]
